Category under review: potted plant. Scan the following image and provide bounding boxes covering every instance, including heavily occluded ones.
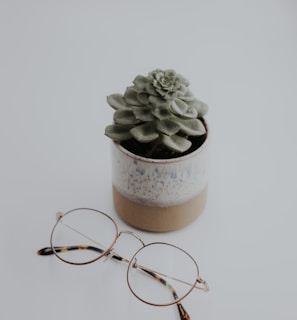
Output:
[105,69,209,232]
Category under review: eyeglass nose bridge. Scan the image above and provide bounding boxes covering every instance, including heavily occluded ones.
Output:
[118,230,145,247]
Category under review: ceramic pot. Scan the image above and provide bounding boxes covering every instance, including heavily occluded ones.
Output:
[111,132,208,232]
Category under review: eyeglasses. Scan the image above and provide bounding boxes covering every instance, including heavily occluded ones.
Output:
[37,208,209,320]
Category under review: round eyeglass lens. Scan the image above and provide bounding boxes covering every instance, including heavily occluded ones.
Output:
[127,242,199,306]
[50,208,118,265]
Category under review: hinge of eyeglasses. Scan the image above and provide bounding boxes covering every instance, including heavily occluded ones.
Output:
[196,276,209,292]
[56,211,64,221]
[131,258,139,269]
[103,249,130,264]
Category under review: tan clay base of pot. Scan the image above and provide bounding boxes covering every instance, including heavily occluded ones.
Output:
[112,185,207,232]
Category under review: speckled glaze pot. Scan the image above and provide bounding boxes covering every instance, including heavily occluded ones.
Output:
[111,131,209,232]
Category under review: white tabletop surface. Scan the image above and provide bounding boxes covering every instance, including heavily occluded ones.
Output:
[1,1,296,319]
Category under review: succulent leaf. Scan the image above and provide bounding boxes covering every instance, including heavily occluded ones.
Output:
[161,134,192,153]
[151,106,172,120]
[107,94,128,110]
[133,75,148,90]
[156,119,180,136]
[145,81,158,95]
[148,95,169,107]
[137,92,150,105]
[173,118,206,136]
[170,99,189,116]
[196,100,209,117]
[113,109,140,125]
[179,90,196,102]
[105,124,132,141]
[182,105,199,118]
[130,122,159,143]
[132,106,155,121]
[177,83,188,95]
[124,87,142,106]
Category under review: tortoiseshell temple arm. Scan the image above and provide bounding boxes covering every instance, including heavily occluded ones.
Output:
[37,245,190,320]
[38,245,103,256]
[37,245,123,261]
[137,267,190,320]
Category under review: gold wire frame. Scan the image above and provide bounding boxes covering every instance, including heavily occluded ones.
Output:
[127,242,204,307]
[49,208,119,265]
[38,207,209,319]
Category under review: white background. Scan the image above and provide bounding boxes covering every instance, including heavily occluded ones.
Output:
[1,1,296,319]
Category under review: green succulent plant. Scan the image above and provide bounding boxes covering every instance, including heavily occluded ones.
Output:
[105,69,208,159]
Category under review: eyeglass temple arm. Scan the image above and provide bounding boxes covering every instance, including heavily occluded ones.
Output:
[134,265,191,320]
[37,245,123,259]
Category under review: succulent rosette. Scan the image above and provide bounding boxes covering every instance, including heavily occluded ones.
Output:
[105,69,208,157]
